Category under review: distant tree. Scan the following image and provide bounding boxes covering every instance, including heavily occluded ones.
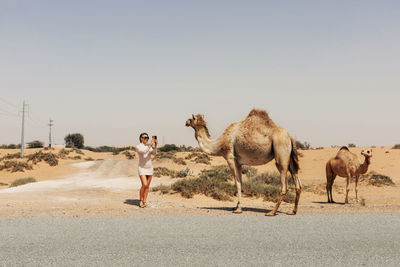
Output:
[27,140,44,148]
[295,140,311,150]
[64,133,84,149]
[159,144,181,152]
[348,143,356,148]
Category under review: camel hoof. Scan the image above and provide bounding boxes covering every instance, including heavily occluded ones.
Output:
[265,211,275,216]
[232,207,242,214]
[287,210,296,215]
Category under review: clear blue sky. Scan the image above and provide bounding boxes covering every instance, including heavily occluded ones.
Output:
[1,0,399,147]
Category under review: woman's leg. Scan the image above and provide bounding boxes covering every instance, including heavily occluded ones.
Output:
[139,175,148,204]
[143,175,153,203]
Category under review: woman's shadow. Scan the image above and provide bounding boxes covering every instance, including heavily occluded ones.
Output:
[124,199,141,207]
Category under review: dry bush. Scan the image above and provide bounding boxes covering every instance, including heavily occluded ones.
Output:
[153,167,191,178]
[10,177,37,187]
[151,184,171,194]
[173,157,186,165]
[26,151,59,166]
[185,152,211,164]
[122,151,135,160]
[154,151,176,160]
[154,152,186,165]
[154,167,175,177]
[69,156,82,160]
[0,153,21,161]
[392,144,400,149]
[73,148,84,155]
[360,171,395,187]
[84,157,95,161]
[160,165,294,202]
[241,166,257,178]
[58,149,72,159]
[0,161,33,172]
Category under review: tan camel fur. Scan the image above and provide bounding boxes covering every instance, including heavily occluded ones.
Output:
[185,109,302,216]
[326,146,372,203]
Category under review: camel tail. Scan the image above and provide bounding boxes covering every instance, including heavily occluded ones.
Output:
[289,138,300,175]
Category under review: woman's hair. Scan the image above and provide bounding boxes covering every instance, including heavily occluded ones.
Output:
[139,132,148,143]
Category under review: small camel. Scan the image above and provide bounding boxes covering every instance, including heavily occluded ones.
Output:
[326,146,372,204]
[185,109,302,216]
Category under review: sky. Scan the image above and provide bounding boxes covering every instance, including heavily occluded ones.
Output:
[1,0,399,147]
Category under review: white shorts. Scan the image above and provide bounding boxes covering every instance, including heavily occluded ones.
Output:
[138,166,153,176]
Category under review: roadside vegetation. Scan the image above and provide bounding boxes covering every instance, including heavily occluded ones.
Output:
[152,165,295,202]
[360,172,395,186]
[10,177,37,187]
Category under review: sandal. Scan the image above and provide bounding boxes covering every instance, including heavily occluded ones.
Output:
[139,200,144,208]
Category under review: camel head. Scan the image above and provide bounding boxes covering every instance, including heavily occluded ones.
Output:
[361,149,372,158]
[185,114,206,129]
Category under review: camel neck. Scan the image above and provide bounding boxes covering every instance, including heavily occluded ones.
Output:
[195,127,222,156]
[358,156,371,174]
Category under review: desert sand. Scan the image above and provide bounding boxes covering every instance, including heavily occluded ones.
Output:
[0,146,399,216]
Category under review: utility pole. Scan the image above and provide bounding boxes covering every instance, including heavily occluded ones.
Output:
[48,119,54,148]
[20,101,28,157]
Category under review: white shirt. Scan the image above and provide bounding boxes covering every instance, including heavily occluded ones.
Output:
[136,143,156,174]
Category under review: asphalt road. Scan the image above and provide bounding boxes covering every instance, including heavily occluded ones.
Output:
[1,213,399,266]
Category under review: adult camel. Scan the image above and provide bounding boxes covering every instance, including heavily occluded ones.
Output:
[186,109,302,216]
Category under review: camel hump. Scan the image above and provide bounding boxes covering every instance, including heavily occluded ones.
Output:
[339,146,349,151]
[246,109,274,124]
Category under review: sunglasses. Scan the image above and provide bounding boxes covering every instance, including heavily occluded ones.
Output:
[142,136,149,139]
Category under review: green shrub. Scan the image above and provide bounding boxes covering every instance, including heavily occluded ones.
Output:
[64,133,84,149]
[159,144,181,152]
[84,146,131,153]
[0,144,20,149]
[27,140,44,148]
[10,177,37,187]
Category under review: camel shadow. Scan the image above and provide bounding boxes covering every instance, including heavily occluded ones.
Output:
[200,206,283,215]
[124,199,141,207]
[312,201,345,205]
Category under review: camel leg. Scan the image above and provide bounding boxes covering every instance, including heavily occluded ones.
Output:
[345,174,350,204]
[287,173,302,215]
[266,163,288,216]
[227,158,243,213]
[326,162,336,203]
[355,175,360,202]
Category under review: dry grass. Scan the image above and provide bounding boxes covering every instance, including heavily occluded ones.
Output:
[185,152,211,164]
[10,177,37,187]
[0,161,33,172]
[26,151,59,166]
[153,167,191,178]
[122,151,135,160]
[154,152,186,165]
[153,165,295,202]
[360,171,395,187]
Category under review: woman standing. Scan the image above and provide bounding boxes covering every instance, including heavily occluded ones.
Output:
[135,133,158,208]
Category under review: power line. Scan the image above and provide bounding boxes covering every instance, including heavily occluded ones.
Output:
[0,96,20,110]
